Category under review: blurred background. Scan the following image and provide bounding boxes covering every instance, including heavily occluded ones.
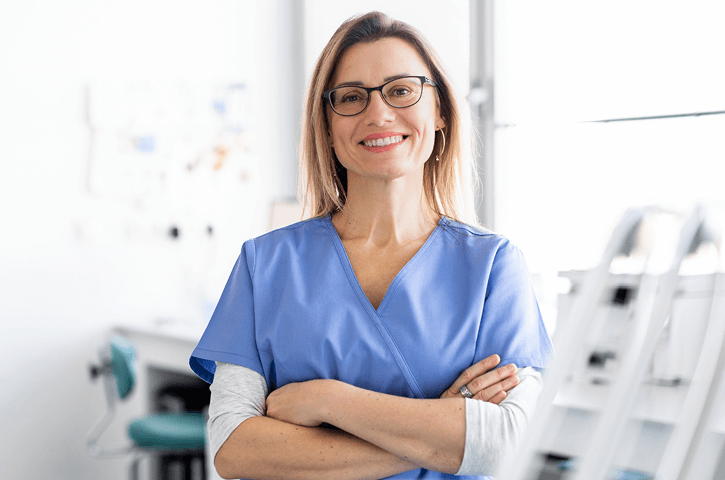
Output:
[1,1,724,479]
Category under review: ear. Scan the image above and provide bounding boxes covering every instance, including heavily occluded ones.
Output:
[435,117,446,131]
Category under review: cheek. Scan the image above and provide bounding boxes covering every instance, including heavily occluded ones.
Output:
[416,120,437,151]
[329,121,352,151]
[330,130,355,168]
[410,106,439,147]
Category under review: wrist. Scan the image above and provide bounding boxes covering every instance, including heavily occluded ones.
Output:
[317,379,347,424]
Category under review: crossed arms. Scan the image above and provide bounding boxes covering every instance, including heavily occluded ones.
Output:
[212,354,540,479]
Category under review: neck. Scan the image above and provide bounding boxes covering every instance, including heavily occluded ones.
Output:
[332,171,439,247]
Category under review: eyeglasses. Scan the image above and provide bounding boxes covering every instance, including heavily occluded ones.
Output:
[323,75,438,117]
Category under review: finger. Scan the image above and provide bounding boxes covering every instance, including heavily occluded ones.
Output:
[443,354,501,397]
[486,390,507,405]
[466,363,517,397]
[474,374,520,402]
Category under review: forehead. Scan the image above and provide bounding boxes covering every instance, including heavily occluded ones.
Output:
[332,37,431,87]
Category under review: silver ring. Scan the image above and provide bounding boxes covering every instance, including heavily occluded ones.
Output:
[460,385,474,398]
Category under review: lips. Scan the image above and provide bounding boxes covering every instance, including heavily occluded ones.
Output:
[361,135,404,147]
[360,138,407,152]
[359,132,409,150]
[361,131,406,141]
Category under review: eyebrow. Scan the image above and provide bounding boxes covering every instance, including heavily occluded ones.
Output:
[333,73,411,89]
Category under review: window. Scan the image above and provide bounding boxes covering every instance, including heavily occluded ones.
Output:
[489,1,725,325]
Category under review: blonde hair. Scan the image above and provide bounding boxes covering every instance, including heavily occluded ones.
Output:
[298,11,480,227]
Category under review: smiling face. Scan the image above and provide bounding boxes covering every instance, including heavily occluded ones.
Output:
[327,37,445,184]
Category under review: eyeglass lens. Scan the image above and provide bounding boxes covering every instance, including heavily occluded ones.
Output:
[329,77,424,116]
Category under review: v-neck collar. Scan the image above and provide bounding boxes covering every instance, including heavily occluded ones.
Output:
[323,214,444,316]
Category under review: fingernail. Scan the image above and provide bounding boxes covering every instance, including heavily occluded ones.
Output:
[509,363,517,372]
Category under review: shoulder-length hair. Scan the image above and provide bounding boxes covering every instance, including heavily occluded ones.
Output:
[298,11,480,227]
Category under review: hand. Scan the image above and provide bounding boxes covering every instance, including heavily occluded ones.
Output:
[265,379,334,427]
[440,354,519,404]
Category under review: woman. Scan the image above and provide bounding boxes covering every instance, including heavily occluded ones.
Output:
[190,11,553,479]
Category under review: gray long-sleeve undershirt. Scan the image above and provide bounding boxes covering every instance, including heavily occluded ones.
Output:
[208,361,542,477]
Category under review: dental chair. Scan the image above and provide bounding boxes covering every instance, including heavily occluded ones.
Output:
[88,335,206,480]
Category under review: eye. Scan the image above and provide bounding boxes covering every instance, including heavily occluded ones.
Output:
[334,88,366,105]
[389,86,412,97]
[341,93,362,103]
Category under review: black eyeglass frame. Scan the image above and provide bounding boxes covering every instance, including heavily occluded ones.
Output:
[322,75,439,117]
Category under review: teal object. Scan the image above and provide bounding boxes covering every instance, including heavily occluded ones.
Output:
[107,336,205,450]
[89,335,207,479]
[110,336,136,399]
[128,412,205,450]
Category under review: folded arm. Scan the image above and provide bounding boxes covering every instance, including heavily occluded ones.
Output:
[265,366,541,475]
[216,416,417,480]
[209,362,415,480]
[268,379,468,473]
[210,360,540,478]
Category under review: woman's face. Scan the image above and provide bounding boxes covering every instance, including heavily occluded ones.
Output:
[327,37,445,183]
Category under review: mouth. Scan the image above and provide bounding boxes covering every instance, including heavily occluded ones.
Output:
[359,134,408,148]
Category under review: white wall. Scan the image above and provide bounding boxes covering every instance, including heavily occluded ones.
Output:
[0,1,299,478]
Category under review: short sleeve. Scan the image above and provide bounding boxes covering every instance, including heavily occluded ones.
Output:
[476,241,554,369]
[189,239,264,384]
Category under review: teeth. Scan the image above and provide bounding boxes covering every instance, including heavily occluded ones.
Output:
[363,135,404,147]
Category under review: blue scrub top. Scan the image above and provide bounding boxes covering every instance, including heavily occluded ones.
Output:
[190,215,553,479]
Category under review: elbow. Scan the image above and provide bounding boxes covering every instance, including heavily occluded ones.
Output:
[214,439,254,480]
[459,371,542,476]
[460,404,526,477]
[412,432,465,474]
[444,441,466,475]
[492,405,527,472]
[208,419,239,480]
[213,449,237,480]
[421,447,464,475]
[503,406,524,451]
[214,444,266,480]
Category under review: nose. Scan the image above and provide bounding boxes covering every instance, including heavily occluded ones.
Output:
[362,90,395,125]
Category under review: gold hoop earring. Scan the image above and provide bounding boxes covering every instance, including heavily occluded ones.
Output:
[435,129,446,162]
